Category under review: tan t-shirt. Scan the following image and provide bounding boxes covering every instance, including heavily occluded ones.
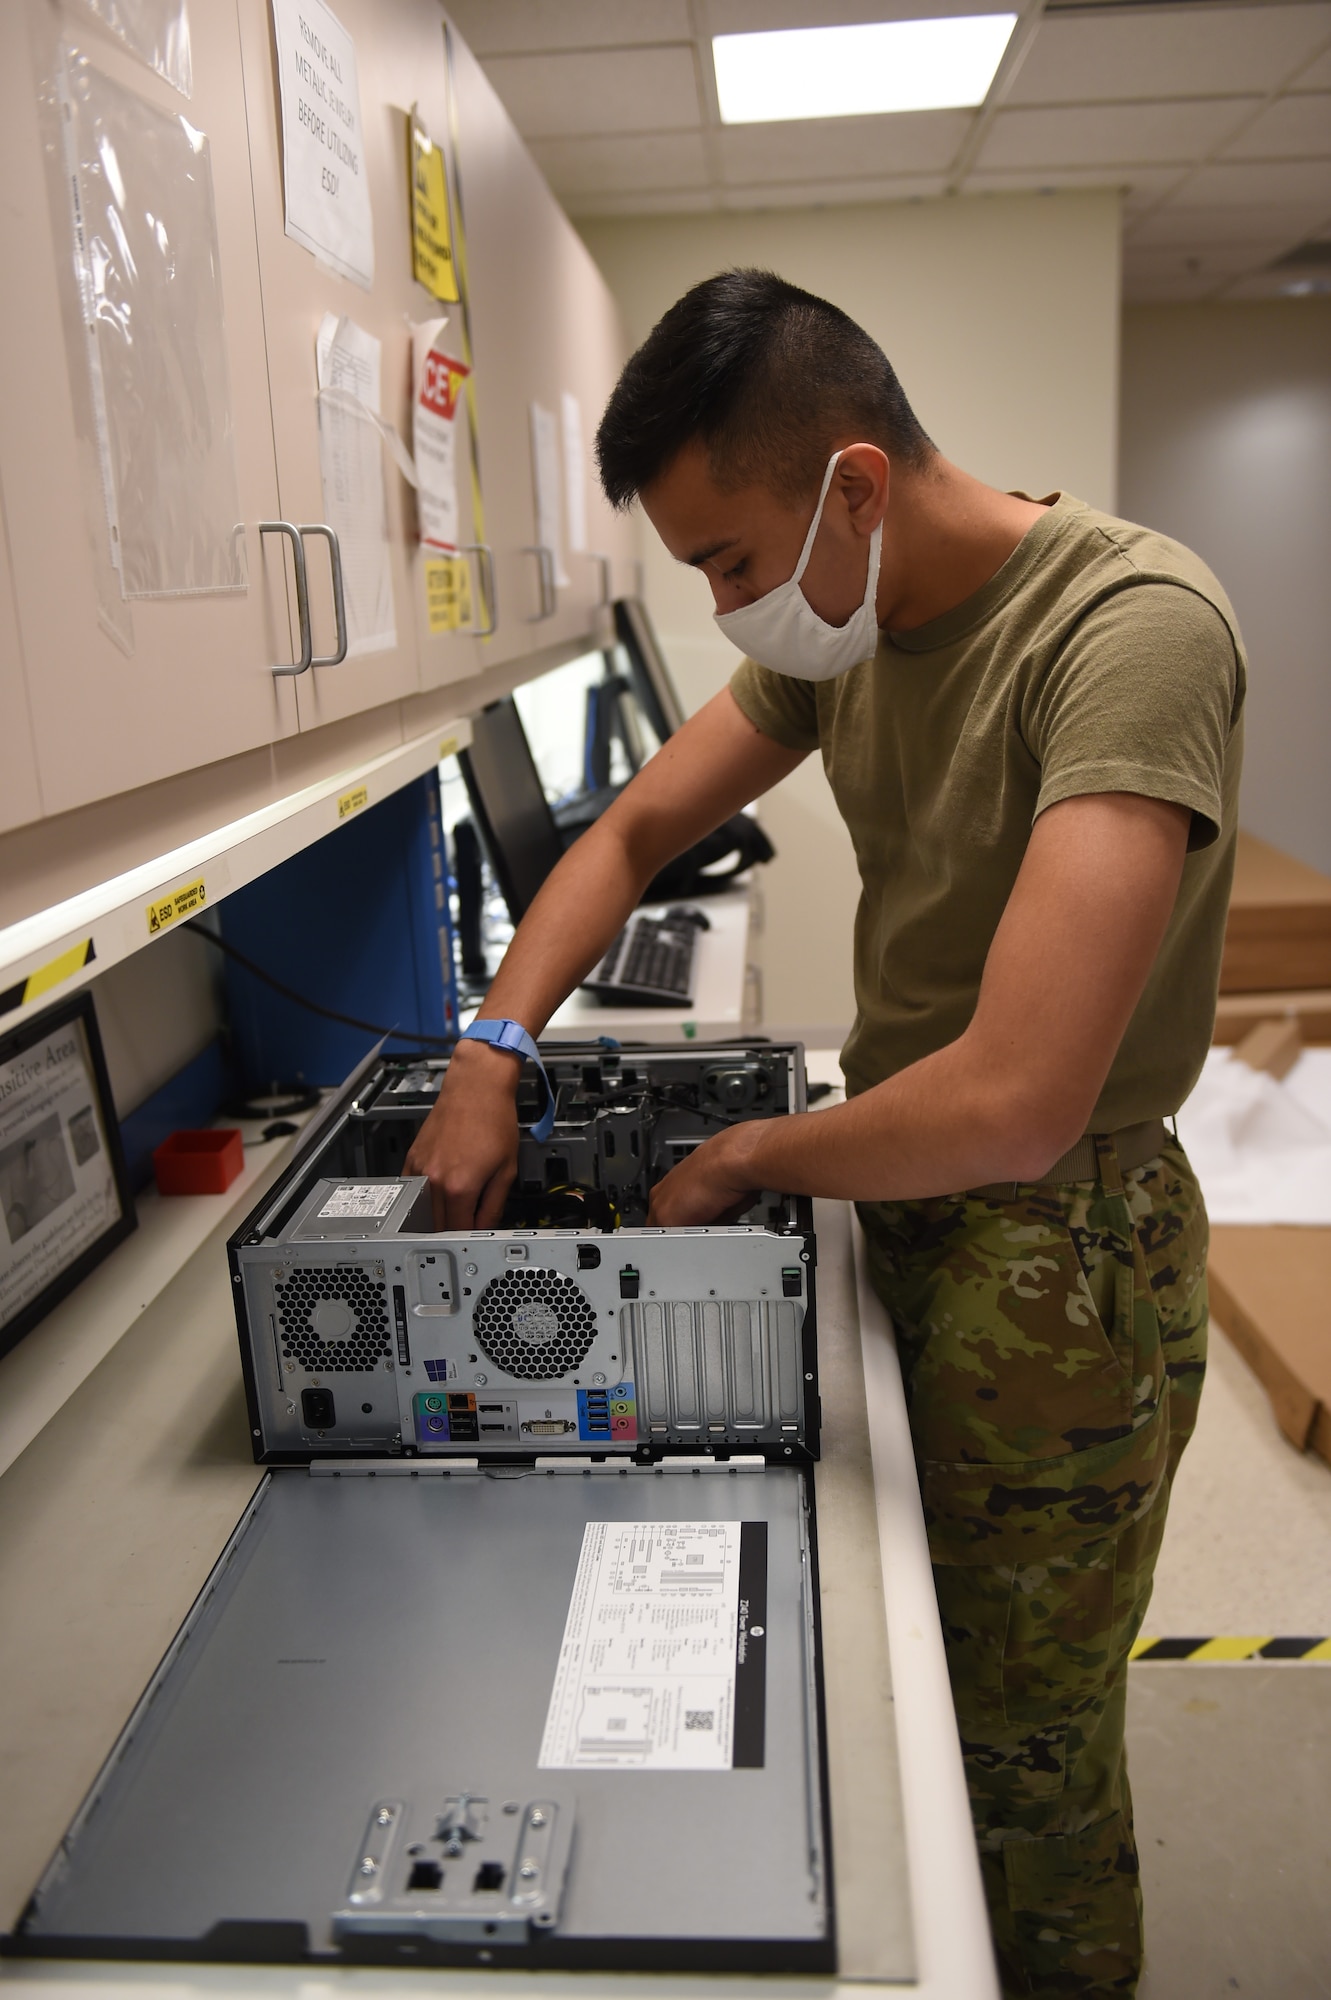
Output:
[729,493,1246,1131]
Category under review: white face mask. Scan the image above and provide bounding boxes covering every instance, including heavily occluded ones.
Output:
[713,448,883,681]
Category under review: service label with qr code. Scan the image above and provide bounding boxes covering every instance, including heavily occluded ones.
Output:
[538,1519,767,1772]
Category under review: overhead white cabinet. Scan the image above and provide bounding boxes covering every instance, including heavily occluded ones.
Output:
[0,0,633,848]
[0,0,302,818]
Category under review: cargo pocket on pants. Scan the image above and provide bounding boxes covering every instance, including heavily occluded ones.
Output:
[1002,1809,1142,1978]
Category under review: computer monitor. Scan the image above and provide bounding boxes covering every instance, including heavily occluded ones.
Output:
[614,597,687,744]
[457,697,565,923]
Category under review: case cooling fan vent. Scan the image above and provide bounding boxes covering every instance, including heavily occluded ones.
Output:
[275,1266,391,1374]
[473,1267,598,1380]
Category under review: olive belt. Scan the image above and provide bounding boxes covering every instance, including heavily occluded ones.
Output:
[970,1116,1170,1201]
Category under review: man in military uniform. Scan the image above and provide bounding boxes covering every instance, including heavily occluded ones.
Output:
[406,269,1243,1996]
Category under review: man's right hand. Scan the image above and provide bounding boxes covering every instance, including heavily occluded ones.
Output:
[404,1037,522,1230]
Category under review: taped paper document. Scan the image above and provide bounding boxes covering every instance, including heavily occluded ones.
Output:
[316,314,396,657]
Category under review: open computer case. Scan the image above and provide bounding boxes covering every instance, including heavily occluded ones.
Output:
[7,1040,835,1974]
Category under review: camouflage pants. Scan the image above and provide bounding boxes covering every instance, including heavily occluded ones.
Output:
[859,1137,1208,2000]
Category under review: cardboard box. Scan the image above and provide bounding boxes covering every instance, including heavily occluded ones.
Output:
[1220,832,1331,994]
[1208,1226,1331,1468]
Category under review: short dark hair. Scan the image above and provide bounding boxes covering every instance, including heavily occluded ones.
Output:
[596,268,934,511]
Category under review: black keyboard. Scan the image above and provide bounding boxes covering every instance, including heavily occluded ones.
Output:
[583,914,698,1006]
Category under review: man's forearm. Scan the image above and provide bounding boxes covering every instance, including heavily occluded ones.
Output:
[480,813,656,1033]
[720,1034,1064,1207]
[474,690,808,1036]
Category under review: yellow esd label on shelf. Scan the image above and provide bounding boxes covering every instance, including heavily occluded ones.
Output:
[424,555,472,634]
[146,878,206,936]
[338,785,369,821]
[439,734,459,760]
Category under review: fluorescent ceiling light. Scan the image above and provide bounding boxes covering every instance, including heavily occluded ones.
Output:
[713,15,1017,124]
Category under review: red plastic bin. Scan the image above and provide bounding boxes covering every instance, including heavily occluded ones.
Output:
[153,1128,244,1196]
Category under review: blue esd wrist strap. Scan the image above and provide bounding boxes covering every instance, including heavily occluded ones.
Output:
[459,1018,555,1142]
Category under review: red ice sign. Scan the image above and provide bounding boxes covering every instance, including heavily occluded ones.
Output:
[420,350,469,421]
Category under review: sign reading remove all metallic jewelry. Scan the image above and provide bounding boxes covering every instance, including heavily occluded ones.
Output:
[270,0,374,289]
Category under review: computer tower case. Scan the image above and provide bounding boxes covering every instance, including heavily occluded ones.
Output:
[7,1042,835,1974]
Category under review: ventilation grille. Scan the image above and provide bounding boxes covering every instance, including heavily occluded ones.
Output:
[473,1267,597,1380]
[276,1266,391,1374]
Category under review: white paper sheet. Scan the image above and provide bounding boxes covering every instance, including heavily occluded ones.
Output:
[316,314,396,657]
[1175,1046,1331,1225]
[539,1520,743,1771]
[560,390,587,556]
[270,0,374,289]
[529,401,568,588]
[412,319,469,551]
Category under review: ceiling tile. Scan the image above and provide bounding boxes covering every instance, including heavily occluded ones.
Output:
[1123,243,1273,285]
[964,164,1179,208]
[447,2,691,58]
[563,186,717,219]
[1223,92,1331,160]
[1290,44,1331,90]
[1126,201,1331,248]
[709,0,1015,26]
[480,46,701,140]
[718,109,969,184]
[529,130,709,197]
[979,99,1259,171]
[719,172,949,208]
[1171,157,1331,206]
[1008,6,1331,105]
[1221,265,1331,298]
[1122,268,1230,303]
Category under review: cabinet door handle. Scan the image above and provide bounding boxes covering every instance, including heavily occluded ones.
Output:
[459,542,497,637]
[299,523,349,667]
[261,521,312,677]
[522,544,557,621]
[587,552,612,605]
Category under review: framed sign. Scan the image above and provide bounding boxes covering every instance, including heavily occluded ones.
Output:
[0,991,136,1363]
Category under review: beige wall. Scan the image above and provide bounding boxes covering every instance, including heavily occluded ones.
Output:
[579,191,1123,1030]
[1120,299,1331,878]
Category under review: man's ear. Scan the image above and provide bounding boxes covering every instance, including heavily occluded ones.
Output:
[835,443,889,538]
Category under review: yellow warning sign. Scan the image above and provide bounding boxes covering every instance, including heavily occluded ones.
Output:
[425,555,472,634]
[409,110,459,304]
[338,785,369,821]
[146,878,207,936]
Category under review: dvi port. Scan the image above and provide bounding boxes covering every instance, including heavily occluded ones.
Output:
[521,1418,577,1436]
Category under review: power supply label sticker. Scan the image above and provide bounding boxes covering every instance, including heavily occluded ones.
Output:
[318,1183,400,1218]
[539,1519,766,1771]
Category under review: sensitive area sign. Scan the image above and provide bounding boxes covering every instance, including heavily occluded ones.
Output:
[270,0,374,289]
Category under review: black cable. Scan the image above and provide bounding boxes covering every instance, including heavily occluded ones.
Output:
[188,922,458,1051]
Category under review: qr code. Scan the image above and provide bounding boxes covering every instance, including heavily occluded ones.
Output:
[684,1709,715,1732]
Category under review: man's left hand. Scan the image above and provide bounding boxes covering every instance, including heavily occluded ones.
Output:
[646,1125,762,1226]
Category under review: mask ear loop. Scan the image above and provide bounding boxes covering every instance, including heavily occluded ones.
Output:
[790,449,847,586]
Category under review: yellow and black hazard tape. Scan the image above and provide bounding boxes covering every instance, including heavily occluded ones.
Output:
[0,937,96,1021]
[1131,1635,1331,1662]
